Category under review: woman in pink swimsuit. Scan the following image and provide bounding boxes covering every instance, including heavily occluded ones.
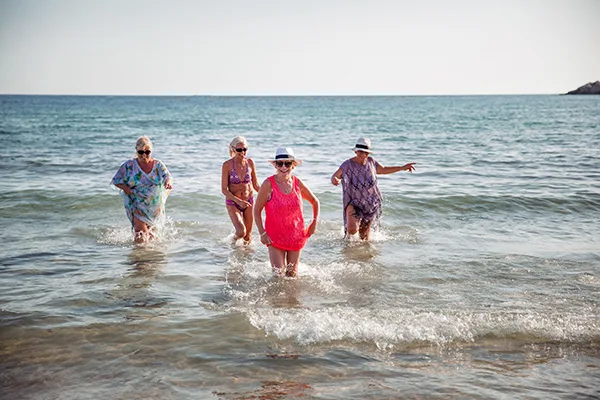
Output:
[221,136,260,242]
[254,147,320,277]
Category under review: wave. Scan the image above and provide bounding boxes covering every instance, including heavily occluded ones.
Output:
[390,193,600,215]
[247,306,600,349]
[219,256,600,350]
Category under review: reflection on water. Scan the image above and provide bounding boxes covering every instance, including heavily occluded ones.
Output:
[265,278,303,309]
[214,379,313,400]
[105,246,171,319]
[342,239,379,262]
[126,245,168,278]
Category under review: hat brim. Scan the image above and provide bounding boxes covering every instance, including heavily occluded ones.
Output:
[352,147,373,153]
[269,158,302,166]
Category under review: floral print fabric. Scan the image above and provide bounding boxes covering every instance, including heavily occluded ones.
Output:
[111,159,172,227]
[340,157,383,231]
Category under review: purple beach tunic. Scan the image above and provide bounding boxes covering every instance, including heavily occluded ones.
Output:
[340,157,383,232]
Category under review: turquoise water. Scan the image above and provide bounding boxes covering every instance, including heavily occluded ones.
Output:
[1,95,599,399]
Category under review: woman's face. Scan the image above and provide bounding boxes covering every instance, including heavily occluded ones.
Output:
[275,160,295,174]
[137,145,152,161]
[355,150,369,161]
[233,143,248,158]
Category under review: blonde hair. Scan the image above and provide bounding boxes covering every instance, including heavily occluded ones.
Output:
[229,136,248,157]
[135,136,153,158]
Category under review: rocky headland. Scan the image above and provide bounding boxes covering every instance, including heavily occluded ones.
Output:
[565,81,600,95]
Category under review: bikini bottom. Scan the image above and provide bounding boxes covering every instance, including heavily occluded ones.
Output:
[226,195,254,212]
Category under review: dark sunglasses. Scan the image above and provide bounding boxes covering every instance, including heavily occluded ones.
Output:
[234,147,248,153]
[275,161,293,168]
[137,150,152,155]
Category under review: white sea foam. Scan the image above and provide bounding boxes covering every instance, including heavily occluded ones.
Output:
[247,306,600,347]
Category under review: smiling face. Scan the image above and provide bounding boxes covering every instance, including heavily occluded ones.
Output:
[354,150,369,163]
[274,160,296,176]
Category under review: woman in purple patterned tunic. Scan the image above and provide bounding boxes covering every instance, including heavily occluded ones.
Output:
[331,138,415,240]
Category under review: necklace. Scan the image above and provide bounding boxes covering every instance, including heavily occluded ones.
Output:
[275,175,293,194]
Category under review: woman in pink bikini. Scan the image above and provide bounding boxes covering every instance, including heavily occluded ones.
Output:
[221,136,261,242]
[254,147,320,277]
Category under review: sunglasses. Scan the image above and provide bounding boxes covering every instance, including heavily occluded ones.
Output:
[234,147,248,153]
[275,161,294,168]
[137,150,152,155]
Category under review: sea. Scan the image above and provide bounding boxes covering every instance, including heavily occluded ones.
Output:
[1,94,599,399]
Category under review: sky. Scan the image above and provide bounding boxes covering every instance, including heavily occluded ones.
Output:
[0,0,598,95]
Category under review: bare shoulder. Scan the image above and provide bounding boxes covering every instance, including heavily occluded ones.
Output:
[222,158,233,168]
[261,177,272,187]
[295,176,308,189]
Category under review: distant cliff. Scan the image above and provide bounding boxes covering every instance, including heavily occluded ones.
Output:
[565,81,600,95]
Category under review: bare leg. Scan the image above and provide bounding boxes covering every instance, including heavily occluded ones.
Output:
[268,246,287,276]
[268,246,302,277]
[226,205,247,241]
[358,220,372,241]
[345,205,360,237]
[284,250,301,277]
[133,216,151,243]
[242,205,254,242]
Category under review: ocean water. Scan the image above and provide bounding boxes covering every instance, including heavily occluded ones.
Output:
[0,94,599,399]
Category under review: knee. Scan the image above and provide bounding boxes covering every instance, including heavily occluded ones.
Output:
[235,226,247,238]
[347,226,358,235]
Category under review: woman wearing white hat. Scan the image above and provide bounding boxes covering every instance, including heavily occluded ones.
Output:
[331,137,415,240]
[254,147,320,277]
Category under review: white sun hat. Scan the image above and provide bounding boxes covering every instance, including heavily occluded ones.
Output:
[352,137,373,153]
[268,147,302,165]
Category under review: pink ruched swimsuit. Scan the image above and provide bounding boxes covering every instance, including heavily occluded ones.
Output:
[265,175,307,251]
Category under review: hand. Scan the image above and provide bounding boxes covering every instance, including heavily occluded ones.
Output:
[403,163,416,173]
[331,176,341,186]
[238,199,251,209]
[306,220,318,237]
[164,179,173,190]
[260,232,271,246]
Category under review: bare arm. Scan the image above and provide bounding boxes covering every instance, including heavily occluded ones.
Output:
[114,183,133,195]
[298,178,320,237]
[376,163,416,175]
[331,167,343,186]
[253,178,272,246]
[249,158,261,192]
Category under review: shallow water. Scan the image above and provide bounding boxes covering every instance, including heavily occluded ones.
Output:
[1,95,599,399]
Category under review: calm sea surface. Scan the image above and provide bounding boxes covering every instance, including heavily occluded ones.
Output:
[1,95,599,399]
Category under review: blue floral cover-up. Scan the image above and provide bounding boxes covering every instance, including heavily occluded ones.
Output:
[111,159,172,227]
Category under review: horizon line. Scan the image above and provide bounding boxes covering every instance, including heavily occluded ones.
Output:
[0,92,567,97]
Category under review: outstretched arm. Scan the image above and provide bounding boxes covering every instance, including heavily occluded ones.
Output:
[376,163,416,175]
[298,178,320,237]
